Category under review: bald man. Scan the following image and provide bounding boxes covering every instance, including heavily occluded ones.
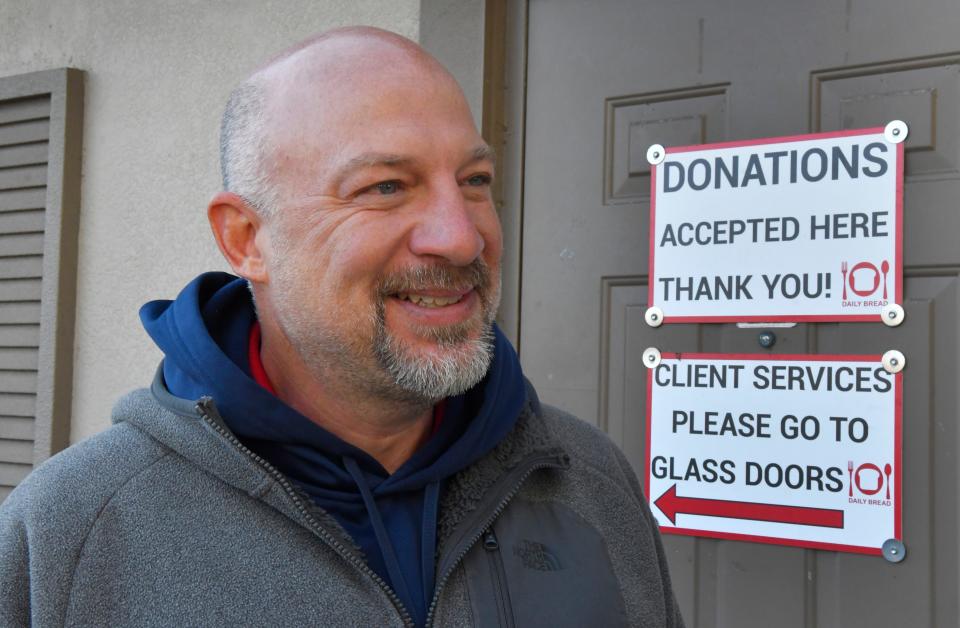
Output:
[0,28,683,627]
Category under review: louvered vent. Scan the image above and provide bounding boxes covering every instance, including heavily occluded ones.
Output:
[0,95,50,500]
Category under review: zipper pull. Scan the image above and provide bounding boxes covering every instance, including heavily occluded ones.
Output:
[483,529,499,551]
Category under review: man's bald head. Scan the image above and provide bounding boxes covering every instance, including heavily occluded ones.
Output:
[219,27,466,218]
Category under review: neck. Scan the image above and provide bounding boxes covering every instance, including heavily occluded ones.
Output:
[257,319,433,474]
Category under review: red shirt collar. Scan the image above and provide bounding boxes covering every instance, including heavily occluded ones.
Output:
[247,320,277,395]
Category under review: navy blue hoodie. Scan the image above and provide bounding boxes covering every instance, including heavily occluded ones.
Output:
[140,272,527,626]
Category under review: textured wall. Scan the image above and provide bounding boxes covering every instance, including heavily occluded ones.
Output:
[0,1,423,441]
[420,0,486,129]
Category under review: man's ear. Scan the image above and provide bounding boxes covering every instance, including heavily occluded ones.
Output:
[207,192,269,282]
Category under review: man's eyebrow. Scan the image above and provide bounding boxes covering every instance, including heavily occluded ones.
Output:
[331,152,414,183]
[332,146,496,184]
[469,144,496,166]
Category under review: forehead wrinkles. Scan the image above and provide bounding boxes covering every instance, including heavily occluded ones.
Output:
[260,41,455,142]
[256,43,469,175]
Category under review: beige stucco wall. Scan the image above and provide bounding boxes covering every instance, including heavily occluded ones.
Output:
[420,0,486,130]
[0,1,449,442]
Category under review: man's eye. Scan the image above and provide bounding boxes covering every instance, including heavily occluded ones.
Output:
[465,174,492,187]
[374,181,401,195]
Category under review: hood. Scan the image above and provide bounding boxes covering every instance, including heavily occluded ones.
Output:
[139,272,526,486]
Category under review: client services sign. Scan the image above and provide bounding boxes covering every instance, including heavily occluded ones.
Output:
[645,124,905,325]
[645,352,902,555]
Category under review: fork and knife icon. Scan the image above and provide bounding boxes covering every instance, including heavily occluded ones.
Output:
[841,261,848,300]
[848,460,893,499]
[840,260,890,300]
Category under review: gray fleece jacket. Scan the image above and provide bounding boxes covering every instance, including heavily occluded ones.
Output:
[0,377,683,627]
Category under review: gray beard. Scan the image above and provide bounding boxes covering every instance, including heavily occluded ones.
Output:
[372,302,496,403]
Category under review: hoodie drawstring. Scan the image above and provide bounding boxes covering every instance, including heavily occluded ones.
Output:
[344,457,442,625]
[420,480,440,613]
[343,456,415,610]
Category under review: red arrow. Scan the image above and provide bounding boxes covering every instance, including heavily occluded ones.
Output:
[654,484,844,528]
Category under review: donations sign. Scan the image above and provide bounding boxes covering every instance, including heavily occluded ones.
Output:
[647,126,904,323]
[646,353,902,555]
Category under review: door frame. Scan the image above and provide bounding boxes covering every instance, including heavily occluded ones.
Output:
[484,0,529,353]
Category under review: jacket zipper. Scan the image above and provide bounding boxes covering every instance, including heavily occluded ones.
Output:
[483,528,515,628]
[195,398,416,628]
[423,453,569,627]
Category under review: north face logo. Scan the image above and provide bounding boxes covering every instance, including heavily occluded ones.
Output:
[514,540,563,571]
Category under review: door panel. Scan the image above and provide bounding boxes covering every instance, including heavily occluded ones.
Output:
[519,1,960,625]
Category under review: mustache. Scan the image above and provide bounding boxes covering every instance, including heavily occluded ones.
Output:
[377,259,490,296]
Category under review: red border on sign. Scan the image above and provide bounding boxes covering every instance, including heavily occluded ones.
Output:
[663,527,882,556]
[894,361,903,539]
[648,163,658,311]
[668,126,884,154]
[645,365,654,499]
[646,126,903,324]
[895,141,904,305]
[644,352,903,555]
[656,352,880,361]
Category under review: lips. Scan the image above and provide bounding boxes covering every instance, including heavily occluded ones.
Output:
[379,261,489,324]
[387,288,480,329]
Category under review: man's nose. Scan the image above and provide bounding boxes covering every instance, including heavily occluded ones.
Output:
[408,182,485,265]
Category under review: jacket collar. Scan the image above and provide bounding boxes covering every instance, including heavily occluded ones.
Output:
[112,369,359,551]
[112,368,567,560]
[435,379,569,554]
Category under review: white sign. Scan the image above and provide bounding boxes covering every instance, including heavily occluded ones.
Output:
[647,125,904,323]
[645,353,902,556]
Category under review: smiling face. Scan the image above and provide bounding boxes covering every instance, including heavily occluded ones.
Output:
[254,35,502,403]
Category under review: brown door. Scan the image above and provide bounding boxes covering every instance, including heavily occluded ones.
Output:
[513,1,960,625]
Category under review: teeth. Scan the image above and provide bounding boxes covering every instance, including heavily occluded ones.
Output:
[397,293,464,308]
